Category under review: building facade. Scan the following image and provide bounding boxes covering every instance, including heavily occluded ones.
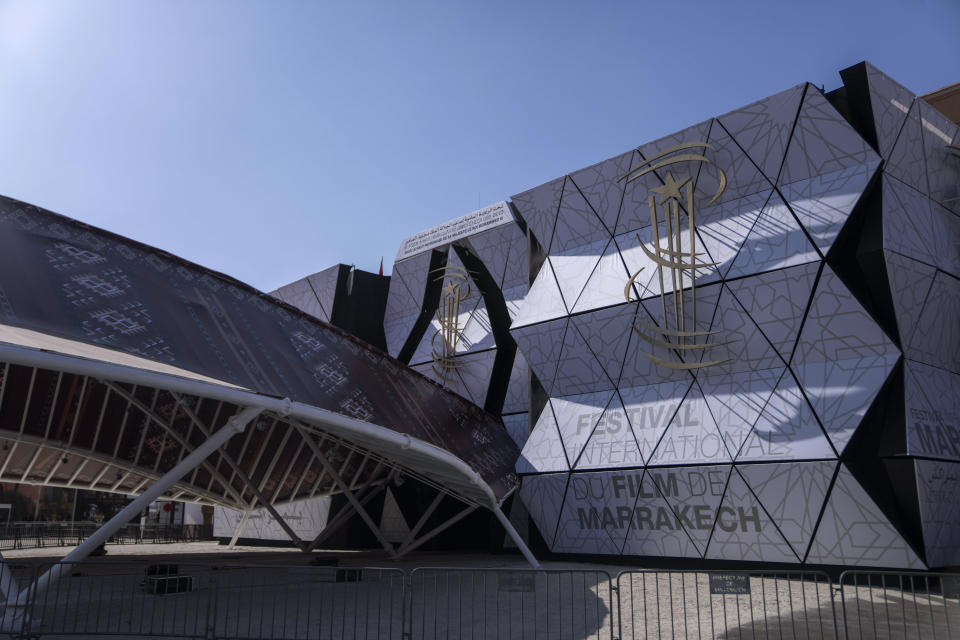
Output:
[380,62,960,569]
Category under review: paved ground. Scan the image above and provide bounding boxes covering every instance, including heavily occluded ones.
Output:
[0,543,956,638]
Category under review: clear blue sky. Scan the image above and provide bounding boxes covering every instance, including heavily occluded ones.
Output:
[1,0,957,291]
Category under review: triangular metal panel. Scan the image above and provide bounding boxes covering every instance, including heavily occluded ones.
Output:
[516,404,569,474]
[392,250,433,314]
[781,161,880,255]
[466,222,527,291]
[552,320,614,396]
[501,413,530,449]
[648,382,731,466]
[882,175,938,266]
[704,467,798,563]
[551,390,617,465]
[622,469,702,558]
[726,191,820,279]
[696,118,770,206]
[738,460,836,561]
[932,200,960,278]
[619,299,696,388]
[502,350,530,415]
[885,100,928,197]
[406,296,483,366]
[616,150,664,236]
[571,238,632,313]
[905,271,960,374]
[694,189,770,282]
[454,348,497,407]
[619,379,693,463]
[517,472,569,548]
[511,176,565,250]
[904,360,960,461]
[726,261,819,364]
[574,392,644,470]
[511,316,568,393]
[569,150,633,235]
[717,83,805,184]
[794,266,901,452]
[647,465,731,557]
[615,227,664,301]
[864,62,916,160]
[779,87,880,186]
[806,464,924,568]
[917,99,960,215]
[553,471,633,555]
[510,259,568,328]
[503,284,529,325]
[551,177,611,253]
[738,368,836,462]
[883,250,937,348]
[550,240,606,314]
[699,284,783,376]
[305,266,340,321]
[570,302,636,387]
[915,459,960,568]
[697,368,782,461]
[384,312,419,359]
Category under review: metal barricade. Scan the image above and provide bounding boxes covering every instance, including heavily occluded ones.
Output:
[408,567,615,640]
[617,569,838,639]
[209,565,406,640]
[839,570,960,639]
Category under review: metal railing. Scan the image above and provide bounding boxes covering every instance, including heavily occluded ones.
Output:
[0,523,213,551]
[0,562,958,638]
[839,570,960,639]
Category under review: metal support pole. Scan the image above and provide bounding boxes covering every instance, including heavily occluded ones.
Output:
[228,509,252,549]
[394,504,477,558]
[20,406,263,604]
[492,503,539,568]
[293,423,395,555]
[305,481,387,552]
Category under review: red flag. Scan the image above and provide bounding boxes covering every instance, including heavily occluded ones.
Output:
[378,257,383,276]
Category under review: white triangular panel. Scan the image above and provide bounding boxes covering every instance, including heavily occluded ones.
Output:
[511,176,564,249]
[619,379,693,463]
[694,190,770,281]
[622,470,701,558]
[550,242,605,314]
[718,83,805,183]
[570,302,636,387]
[454,349,496,406]
[781,161,879,254]
[553,471,633,555]
[727,192,820,279]
[647,465,731,556]
[700,284,783,376]
[392,251,433,313]
[569,151,632,233]
[705,467,798,563]
[738,461,837,561]
[551,390,616,466]
[571,239,631,313]
[575,393,644,470]
[779,87,880,186]
[696,119,770,205]
[517,405,569,473]
[552,321,613,395]
[552,175,610,252]
[726,261,819,364]
[511,317,567,392]
[510,260,568,328]
[648,383,731,466]
[501,413,529,448]
[807,465,924,569]
[738,369,836,462]
[697,368,782,460]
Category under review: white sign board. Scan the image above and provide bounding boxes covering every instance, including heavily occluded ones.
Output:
[395,201,514,261]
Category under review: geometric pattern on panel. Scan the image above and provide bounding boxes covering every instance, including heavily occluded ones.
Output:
[517,404,569,474]
[647,382,730,467]
[622,469,701,558]
[697,368,782,461]
[511,317,567,392]
[511,176,564,251]
[517,472,568,548]
[554,471,632,555]
[647,465,731,557]
[551,390,616,468]
[906,271,960,374]
[501,412,530,449]
[903,360,960,462]
[618,379,692,464]
[551,319,614,396]
[914,459,960,569]
[806,464,924,569]
[726,191,821,279]
[704,466,798,563]
[792,266,900,453]
[884,100,928,198]
[510,258,567,328]
[883,250,937,349]
[569,151,632,235]
[863,62,915,160]
[575,392,645,471]
[917,100,960,216]
[738,460,837,561]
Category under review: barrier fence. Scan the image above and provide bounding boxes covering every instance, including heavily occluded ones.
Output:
[0,523,213,551]
[0,562,957,638]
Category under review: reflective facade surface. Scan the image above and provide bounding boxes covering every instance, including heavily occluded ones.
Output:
[383,62,960,568]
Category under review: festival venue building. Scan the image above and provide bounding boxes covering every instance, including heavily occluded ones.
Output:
[0,61,956,575]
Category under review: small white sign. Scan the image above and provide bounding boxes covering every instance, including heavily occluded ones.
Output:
[395,201,514,261]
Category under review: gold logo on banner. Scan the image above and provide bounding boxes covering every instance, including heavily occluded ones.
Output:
[620,142,733,370]
[430,265,472,382]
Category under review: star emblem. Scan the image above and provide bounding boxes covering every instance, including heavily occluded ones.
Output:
[651,172,691,205]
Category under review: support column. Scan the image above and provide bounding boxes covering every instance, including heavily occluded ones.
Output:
[228,509,252,549]
[20,405,263,604]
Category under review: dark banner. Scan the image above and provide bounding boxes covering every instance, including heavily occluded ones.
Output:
[0,196,519,499]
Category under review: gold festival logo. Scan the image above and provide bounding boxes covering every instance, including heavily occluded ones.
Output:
[430,265,472,382]
[620,142,733,370]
